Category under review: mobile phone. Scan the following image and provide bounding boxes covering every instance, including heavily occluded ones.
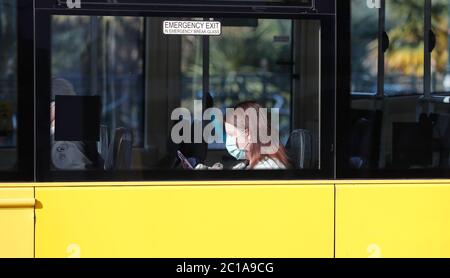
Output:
[177,151,194,170]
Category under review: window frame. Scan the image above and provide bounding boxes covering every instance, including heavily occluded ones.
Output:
[36,0,328,14]
[0,0,34,182]
[35,3,336,182]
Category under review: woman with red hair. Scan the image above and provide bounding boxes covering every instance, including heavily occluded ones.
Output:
[224,101,291,170]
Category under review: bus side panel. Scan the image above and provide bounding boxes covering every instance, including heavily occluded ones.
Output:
[336,184,450,258]
[0,188,35,258]
[35,185,334,258]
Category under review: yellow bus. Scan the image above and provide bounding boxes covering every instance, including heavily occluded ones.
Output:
[0,0,450,258]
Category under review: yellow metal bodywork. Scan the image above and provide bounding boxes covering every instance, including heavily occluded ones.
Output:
[336,184,450,258]
[1,180,450,258]
[0,188,35,258]
[35,185,334,258]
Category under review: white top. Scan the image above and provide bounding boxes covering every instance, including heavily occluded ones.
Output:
[51,141,92,170]
[252,157,287,170]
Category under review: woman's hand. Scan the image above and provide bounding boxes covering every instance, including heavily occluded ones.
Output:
[195,163,224,170]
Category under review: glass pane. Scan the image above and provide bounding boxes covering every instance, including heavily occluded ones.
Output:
[346,1,450,174]
[349,1,382,171]
[209,19,293,145]
[49,16,321,173]
[351,0,379,95]
[432,0,450,93]
[385,0,424,96]
[52,16,145,147]
[0,0,17,171]
[181,35,203,113]
[429,0,450,169]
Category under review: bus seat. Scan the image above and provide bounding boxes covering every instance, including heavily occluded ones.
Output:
[349,109,382,169]
[286,129,313,169]
[393,117,433,169]
[105,127,133,170]
[98,125,109,163]
[432,113,450,167]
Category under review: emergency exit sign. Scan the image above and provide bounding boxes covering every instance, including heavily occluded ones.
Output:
[163,21,222,36]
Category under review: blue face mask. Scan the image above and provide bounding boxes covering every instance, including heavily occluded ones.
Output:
[226,134,247,160]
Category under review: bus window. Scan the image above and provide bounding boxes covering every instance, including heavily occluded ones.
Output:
[385,1,424,96]
[429,0,450,170]
[51,16,145,147]
[0,0,17,171]
[432,0,450,94]
[350,0,378,96]
[209,19,293,145]
[343,0,450,178]
[40,13,333,181]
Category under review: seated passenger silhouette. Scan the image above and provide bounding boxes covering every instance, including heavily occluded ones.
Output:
[50,78,100,170]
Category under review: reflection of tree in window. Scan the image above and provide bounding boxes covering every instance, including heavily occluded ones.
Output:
[351,0,378,94]
[208,19,292,143]
[181,36,203,112]
[432,0,450,93]
[384,0,424,95]
[353,0,426,96]
[52,16,144,146]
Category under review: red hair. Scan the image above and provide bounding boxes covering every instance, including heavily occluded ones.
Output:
[226,101,291,169]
